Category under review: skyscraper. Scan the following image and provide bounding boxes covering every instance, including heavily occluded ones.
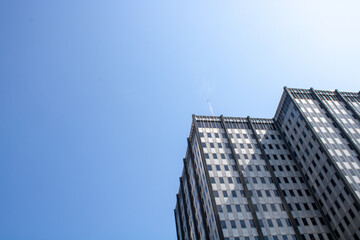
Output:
[174,87,360,240]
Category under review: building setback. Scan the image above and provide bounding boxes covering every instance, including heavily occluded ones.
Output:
[174,87,360,240]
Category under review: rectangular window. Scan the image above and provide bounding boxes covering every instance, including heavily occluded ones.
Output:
[265,190,271,197]
[262,204,268,211]
[250,220,256,228]
[271,204,277,211]
[240,220,246,228]
[221,221,226,229]
[226,205,232,212]
[267,219,274,227]
[259,220,264,227]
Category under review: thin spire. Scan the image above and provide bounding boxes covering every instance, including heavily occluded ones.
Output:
[207,100,214,116]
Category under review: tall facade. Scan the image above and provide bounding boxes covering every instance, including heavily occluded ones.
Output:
[174,87,360,240]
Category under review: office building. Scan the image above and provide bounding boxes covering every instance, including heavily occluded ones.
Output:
[174,87,360,240]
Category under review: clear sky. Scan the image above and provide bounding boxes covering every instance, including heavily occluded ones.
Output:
[1,0,360,239]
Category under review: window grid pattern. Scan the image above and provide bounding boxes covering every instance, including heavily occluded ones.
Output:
[276,91,360,240]
[341,92,360,117]
[196,117,331,240]
[322,97,360,146]
[182,174,198,240]
[175,88,360,240]
[179,190,190,240]
[296,98,360,195]
[192,135,220,240]
[255,127,331,239]
[186,153,208,240]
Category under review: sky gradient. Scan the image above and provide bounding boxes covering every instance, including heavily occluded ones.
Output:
[1,1,360,239]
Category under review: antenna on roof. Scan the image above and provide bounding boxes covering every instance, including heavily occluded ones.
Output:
[207,100,214,116]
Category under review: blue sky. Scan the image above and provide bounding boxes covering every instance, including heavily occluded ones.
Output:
[1,1,360,239]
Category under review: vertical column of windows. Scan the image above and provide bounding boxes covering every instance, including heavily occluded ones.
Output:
[219,118,303,240]
[180,182,192,240]
[293,94,360,196]
[334,90,360,146]
[336,90,360,118]
[192,116,224,240]
[178,194,190,240]
[273,121,336,240]
[350,98,360,116]
[280,88,360,240]
[318,98,360,194]
[187,147,208,240]
[183,158,201,240]
[205,120,260,239]
[220,116,265,240]
[194,137,219,240]
[203,123,255,239]
[310,89,360,168]
[247,118,302,240]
